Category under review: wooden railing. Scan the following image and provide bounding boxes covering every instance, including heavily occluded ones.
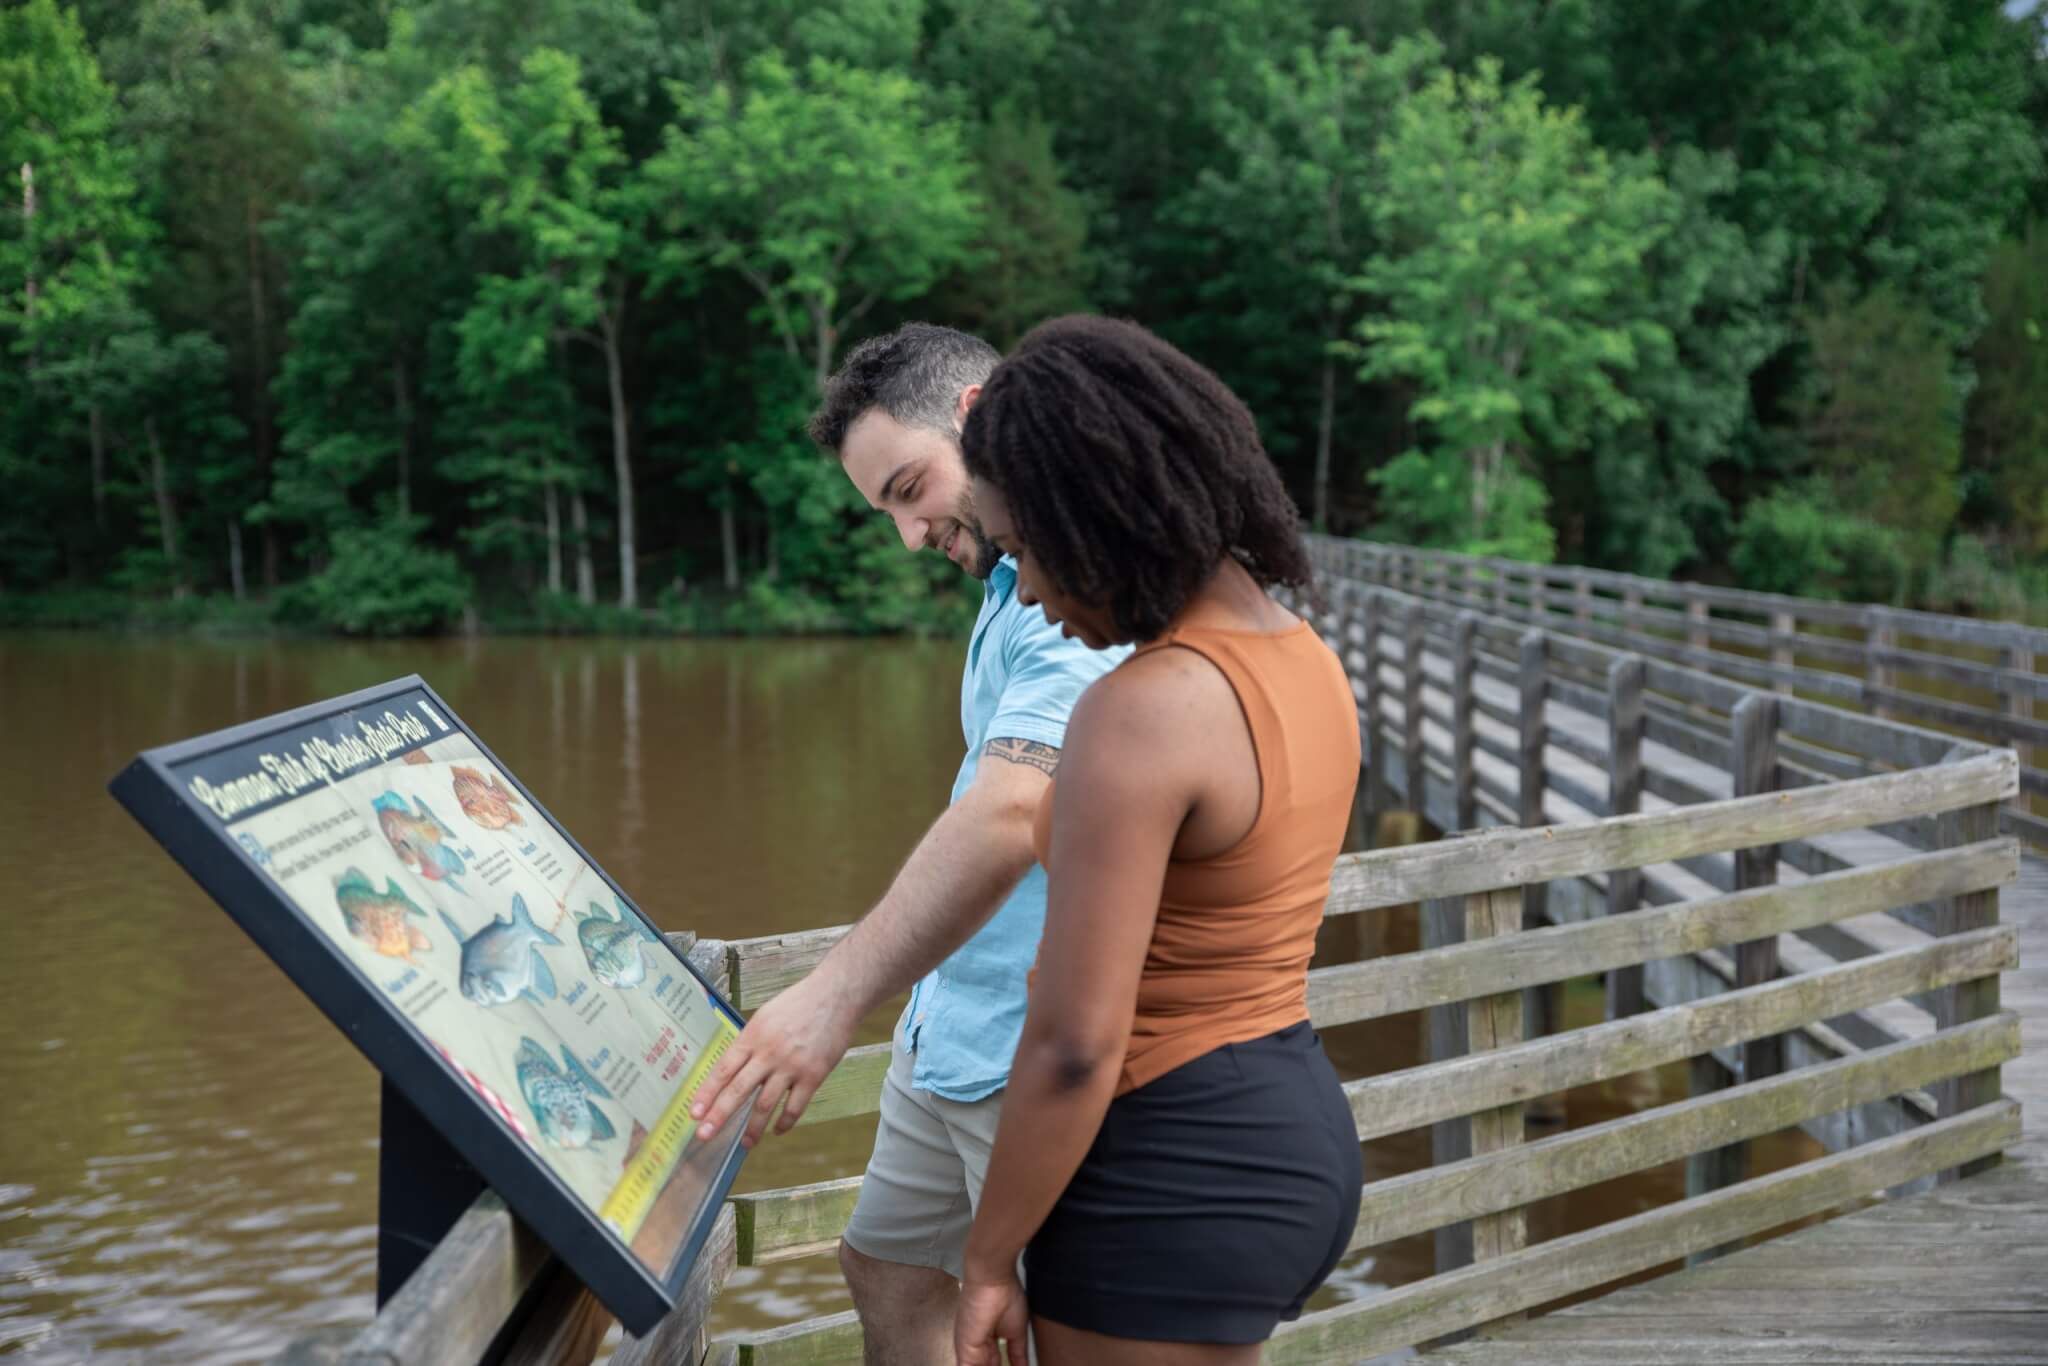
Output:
[1315,536,2048,849]
[277,571,2027,1366]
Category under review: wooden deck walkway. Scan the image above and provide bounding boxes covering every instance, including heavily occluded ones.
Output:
[1417,744,2048,1364]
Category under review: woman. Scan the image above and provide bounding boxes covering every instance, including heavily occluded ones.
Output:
[951,315,1363,1366]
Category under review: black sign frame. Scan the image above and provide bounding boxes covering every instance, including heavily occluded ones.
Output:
[108,674,748,1335]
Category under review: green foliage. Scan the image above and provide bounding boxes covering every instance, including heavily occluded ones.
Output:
[5,0,2047,634]
[1730,484,1909,603]
[1368,449,1557,563]
[293,515,475,636]
[1352,58,1677,552]
[1798,284,1962,565]
[1966,224,2048,556]
[643,51,983,388]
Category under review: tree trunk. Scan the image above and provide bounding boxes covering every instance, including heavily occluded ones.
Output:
[571,488,596,606]
[228,520,246,601]
[89,404,106,532]
[19,163,34,332]
[719,485,740,591]
[544,480,563,595]
[602,314,636,609]
[812,301,833,395]
[145,417,187,600]
[1314,346,1336,533]
[393,357,412,519]
[246,197,280,588]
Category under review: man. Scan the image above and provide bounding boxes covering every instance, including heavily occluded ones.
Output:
[688,322,1126,1364]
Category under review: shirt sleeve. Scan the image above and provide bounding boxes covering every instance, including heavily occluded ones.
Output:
[981,603,1128,751]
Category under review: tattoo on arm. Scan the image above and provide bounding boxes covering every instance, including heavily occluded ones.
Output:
[984,737,1060,777]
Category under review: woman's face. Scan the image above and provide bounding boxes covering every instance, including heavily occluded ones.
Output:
[970,475,1122,650]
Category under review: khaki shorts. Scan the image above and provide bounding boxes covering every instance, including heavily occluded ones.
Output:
[840,1030,1004,1279]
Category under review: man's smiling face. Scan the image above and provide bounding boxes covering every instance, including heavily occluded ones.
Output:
[839,402,1001,580]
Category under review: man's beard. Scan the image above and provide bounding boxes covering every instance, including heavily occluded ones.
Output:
[962,518,1002,580]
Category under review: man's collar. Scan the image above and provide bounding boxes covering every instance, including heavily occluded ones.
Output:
[986,554,1018,597]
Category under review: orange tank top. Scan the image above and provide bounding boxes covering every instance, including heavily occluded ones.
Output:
[1032,615,1361,1095]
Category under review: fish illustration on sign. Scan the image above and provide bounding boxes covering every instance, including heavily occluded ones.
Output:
[438,894,561,1006]
[334,866,433,963]
[451,765,524,831]
[516,1038,616,1149]
[575,896,663,989]
[372,790,467,886]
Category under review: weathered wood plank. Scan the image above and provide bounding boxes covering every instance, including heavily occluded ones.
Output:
[1347,1014,2020,1253]
[1341,926,2015,1141]
[608,1205,739,1366]
[793,1042,890,1129]
[728,928,848,1010]
[1308,839,2014,1027]
[728,1308,863,1366]
[1606,655,1647,1020]
[1936,799,2003,1183]
[1465,886,1527,1275]
[1264,1100,2020,1365]
[328,1190,553,1366]
[731,1176,863,1265]
[1320,753,2016,915]
[1453,612,1478,831]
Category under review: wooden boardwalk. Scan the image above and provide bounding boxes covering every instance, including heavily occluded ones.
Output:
[276,548,2042,1366]
[1430,850,2048,1365]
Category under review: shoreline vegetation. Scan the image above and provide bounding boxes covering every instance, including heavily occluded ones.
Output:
[6,1,2047,639]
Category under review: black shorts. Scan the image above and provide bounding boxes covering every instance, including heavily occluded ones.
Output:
[1024,1021,1362,1344]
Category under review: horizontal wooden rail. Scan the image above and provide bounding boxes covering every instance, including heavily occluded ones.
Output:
[1324,753,2015,914]
[1308,839,2014,1027]
[1346,1013,2019,1253]
[1342,925,2014,1140]
[1264,1099,2020,1365]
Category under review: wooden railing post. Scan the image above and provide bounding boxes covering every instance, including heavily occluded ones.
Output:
[1361,590,1386,821]
[1517,631,1560,1067]
[1492,564,1510,618]
[1771,610,1795,695]
[1465,883,1529,1286]
[1686,597,1709,656]
[1869,607,1896,721]
[1453,611,1478,832]
[1605,654,1646,1020]
[1687,694,1778,1264]
[2005,644,2036,779]
[1403,600,1427,814]
[1574,577,1593,629]
[1936,789,2004,1182]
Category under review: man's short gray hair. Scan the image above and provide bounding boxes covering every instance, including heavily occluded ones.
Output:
[808,323,1001,453]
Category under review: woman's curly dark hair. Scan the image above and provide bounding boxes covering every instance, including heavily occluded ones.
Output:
[960,315,1311,642]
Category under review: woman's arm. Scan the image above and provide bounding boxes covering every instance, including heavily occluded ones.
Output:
[958,659,1206,1283]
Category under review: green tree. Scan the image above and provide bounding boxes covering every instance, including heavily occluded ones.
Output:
[1186,29,1439,530]
[399,48,646,606]
[642,51,981,579]
[1798,283,1963,567]
[935,101,1092,350]
[102,1,312,587]
[1351,59,1677,558]
[0,0,151,567]
[1966,225,2048,556]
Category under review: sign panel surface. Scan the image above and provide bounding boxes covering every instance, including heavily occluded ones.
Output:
[110,676,746,1332]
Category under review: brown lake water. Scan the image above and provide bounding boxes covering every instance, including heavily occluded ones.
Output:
[0,631,1819,1363]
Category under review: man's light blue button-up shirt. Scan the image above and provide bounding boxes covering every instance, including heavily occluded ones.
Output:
[901,556,1128,1101]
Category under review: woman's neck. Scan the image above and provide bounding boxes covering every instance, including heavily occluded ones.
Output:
[1173,559,1300,633]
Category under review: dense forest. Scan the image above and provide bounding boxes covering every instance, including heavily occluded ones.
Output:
[4,0,2047,636]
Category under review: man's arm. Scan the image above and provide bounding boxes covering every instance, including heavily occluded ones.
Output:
[689,737,1053,1146]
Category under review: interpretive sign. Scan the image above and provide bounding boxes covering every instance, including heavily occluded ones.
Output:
[108,675,748,1334]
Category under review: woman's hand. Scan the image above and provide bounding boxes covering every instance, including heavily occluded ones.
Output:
[954,1268,1029,1366]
